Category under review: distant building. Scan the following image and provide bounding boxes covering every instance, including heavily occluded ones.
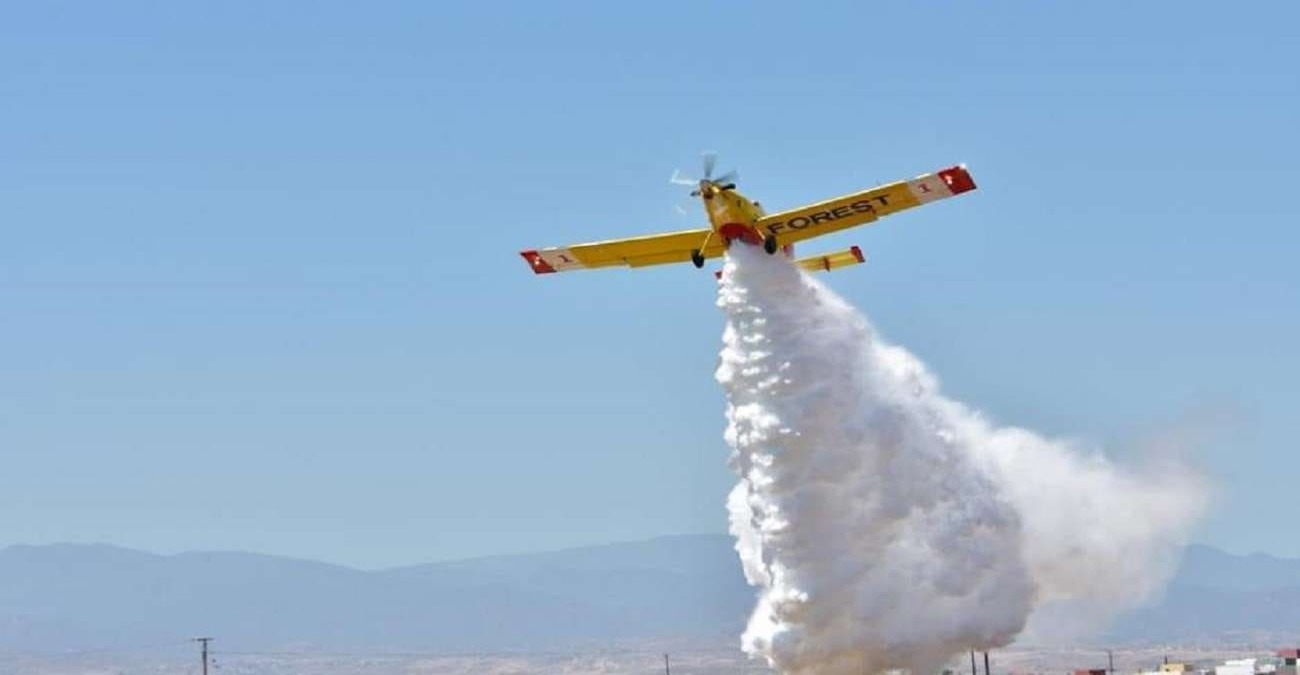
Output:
[1277,649,1299,675]
[1216,658,1257,675]
[1075,669,1107,675]
[1138,662,1200,675]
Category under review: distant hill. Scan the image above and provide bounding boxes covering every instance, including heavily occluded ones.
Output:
[1104,544,1300,642]
[2,537,1298,652]
[0,536,751,652]
[1109,583,1300,642]
[1174,543,1300,592]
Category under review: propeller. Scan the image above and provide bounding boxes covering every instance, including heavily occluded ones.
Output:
[669,169,697,187]
[670,151,739,195]
[701,151,717,181]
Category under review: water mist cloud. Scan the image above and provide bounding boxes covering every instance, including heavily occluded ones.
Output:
[716,246,1206,674]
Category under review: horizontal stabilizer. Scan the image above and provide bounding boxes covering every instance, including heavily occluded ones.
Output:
[796,245,866,273]
[715,246,867,280]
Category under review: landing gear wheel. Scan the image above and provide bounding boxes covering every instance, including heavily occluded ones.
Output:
[763,234,779,255]
[690,249,705,268]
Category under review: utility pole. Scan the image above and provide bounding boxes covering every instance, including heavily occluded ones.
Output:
[1108,649,1115,675]
[984,651,991,675]
[971,651,978,675]
[664,652,670,675]
[193,637,213,675]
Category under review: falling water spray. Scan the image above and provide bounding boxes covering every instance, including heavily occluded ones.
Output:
[716,245,1205,675]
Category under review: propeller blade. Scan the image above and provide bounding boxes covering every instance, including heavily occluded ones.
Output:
[712,169,738,185]
[669,169,697,186]
[701,151,718,180]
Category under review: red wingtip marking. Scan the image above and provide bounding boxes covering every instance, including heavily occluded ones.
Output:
[714,270,723,280]
[850,245,865,263]
[937,165,977,195]
[520,250,556,274]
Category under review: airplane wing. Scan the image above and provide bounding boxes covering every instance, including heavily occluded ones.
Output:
[758,165,976,247]
[521,227,725,274]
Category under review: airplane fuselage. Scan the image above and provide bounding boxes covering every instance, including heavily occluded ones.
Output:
[698,183,770,247]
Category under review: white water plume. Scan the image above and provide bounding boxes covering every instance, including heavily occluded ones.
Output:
[716,245,1206,675]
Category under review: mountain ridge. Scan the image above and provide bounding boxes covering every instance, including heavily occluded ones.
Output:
[3,536,1299,652]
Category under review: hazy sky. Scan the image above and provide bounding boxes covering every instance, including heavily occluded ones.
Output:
[3,2,1297,569]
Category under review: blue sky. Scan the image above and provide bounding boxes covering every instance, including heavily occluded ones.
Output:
[2,2,1297,569]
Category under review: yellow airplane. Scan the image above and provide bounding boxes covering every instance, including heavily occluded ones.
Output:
[520,154,976,276]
